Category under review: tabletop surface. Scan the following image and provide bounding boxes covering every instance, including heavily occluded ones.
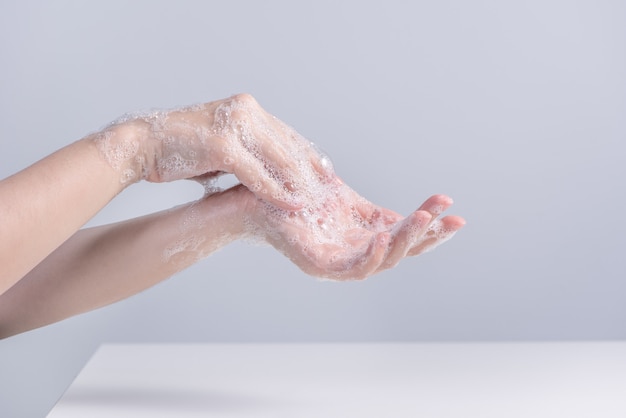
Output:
[47,342,626,417]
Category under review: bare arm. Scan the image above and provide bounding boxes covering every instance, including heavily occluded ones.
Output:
[0,185,250,338]
[0,136,132,295]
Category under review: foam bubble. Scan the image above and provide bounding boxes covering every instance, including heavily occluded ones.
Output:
[120,168,136,184]
[162,202,209,265]
[157,153,199,181]
[93,128,143,184]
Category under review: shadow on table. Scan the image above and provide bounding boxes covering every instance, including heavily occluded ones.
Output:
[59,386,289,413]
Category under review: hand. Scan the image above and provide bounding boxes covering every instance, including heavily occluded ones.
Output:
[240,176,465,280]
[95,94,326,210]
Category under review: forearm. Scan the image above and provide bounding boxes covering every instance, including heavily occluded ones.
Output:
[0,188,247,339]
[0,130,140,294]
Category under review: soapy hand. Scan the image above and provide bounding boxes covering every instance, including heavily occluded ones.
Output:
[218,181,464,280]
[96,94,324,210]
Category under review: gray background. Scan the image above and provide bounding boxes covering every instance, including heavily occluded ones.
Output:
[1,0,624,416]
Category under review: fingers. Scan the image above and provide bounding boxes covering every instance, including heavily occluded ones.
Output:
[307,142,336,182]
[261,111,337,187]
[417,194,454,218]
[247,101,318,196]
[397,194,460,256]
[231,159,302,211]
[407,215,466,256]
[375,196,464,270]
[305,195,462,279]
[337,232,391,280]
[256,106,326,180]
[351,194,403,230]
[255,135,302,194]
[216,95,304,210]
[376,210,433,272]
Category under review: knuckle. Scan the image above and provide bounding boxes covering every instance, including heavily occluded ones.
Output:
[231,93,258,108]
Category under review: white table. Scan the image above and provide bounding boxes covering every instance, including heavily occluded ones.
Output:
[48,342,626,417]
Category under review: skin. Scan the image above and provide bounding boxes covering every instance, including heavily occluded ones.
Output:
[0,94,465,339]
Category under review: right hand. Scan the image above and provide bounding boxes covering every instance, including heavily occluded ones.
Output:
[96,94,327,210]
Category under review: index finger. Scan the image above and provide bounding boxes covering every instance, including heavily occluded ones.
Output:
[231,159,302,211]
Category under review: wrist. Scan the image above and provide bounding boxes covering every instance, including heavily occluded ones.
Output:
[198,184,257,238]
[161,184,256,269]
[92,119,156,185]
